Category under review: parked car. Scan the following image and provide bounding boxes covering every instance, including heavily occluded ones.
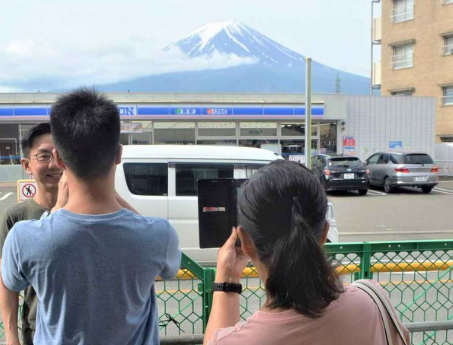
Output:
[364,152,439,193]
[311,154,370,195]
[115,145,339,265]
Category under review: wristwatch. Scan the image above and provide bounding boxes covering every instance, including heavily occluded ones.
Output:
[212,282,242,294]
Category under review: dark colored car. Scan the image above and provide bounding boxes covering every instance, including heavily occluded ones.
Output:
[311,154,370,195]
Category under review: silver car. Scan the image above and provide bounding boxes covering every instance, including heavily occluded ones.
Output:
[365,152,439,193]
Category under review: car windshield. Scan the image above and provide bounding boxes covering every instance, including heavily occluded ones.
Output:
[403,154,434,165]
[329,157,362,168]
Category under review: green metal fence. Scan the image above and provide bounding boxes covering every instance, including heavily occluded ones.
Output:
[2,240,453,345]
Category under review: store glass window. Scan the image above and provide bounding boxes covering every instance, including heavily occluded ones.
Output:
[175,163,234,196]
[124,163,168,196]
[154,122,195,145]
[281,123,318,137]
[131,132,152,145]
[319,122,337,154]
[280,140,318,157]
[240,122,277,136]
[198,122,236,136]
[1,124,20,164]
[239,139,279,153]
[197,140,237,146]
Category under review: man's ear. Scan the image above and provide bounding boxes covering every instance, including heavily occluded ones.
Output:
[52,149,66,170]
[116,145,123,165]
[21,158,32,176]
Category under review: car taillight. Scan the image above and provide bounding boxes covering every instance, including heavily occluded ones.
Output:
[431,167,439,173]
[324,169,331,176]
[395,168,410,173]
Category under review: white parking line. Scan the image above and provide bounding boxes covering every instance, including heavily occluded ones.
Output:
[0,192,14,201]
[433,187,453,194]
[367,189,387,196]
[433,188,453,195]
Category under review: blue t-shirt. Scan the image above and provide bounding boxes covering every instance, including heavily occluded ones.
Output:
[1,208,181,345]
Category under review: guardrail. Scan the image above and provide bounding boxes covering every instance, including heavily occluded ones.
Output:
[2,240,453,345]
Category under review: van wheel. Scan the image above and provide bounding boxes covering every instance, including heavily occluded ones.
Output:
[421,186,433,194]
[384,178,393,193]
[358,189,368,196]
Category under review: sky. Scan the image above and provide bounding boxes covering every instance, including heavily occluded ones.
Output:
[0,0,379,91]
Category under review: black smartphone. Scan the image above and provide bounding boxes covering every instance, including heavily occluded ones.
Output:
[198,179,247,249]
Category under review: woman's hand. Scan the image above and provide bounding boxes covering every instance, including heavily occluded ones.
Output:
[216,227,250,283]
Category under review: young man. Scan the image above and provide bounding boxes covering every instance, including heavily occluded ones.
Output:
[0,123,63,345]
[1,88,181,345]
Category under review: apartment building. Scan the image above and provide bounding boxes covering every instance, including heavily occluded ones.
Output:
[373,0,453,142]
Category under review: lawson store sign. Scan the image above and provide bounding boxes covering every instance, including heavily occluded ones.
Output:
[0,104,324,119]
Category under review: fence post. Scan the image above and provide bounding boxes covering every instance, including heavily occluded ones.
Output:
[356,243,373,280]
[202,267,215,332]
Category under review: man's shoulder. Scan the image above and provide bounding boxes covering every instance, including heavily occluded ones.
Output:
[3,199,45,221]
[132,214,173,231]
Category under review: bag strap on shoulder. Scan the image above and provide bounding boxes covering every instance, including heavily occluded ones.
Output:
[352,280,408,345]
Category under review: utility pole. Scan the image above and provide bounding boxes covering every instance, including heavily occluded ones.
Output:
[305,58,312,169]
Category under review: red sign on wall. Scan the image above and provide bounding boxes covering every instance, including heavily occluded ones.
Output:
[343,137,356,147]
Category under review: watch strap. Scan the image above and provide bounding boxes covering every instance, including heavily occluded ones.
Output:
[212,282,242,294]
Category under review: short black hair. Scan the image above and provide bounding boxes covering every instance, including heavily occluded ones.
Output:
[50,88,120,179]
[21,123,52,158]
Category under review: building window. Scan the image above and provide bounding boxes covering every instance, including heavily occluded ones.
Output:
[443,36,453,56]
[392,0,414,23]
[442,86,453,106]
[392,44,414,69]
[441,137,453,143]
[391,89,414,96]
[445,0,453,5]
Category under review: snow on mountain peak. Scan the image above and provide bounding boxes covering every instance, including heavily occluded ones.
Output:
[164,20,304,66]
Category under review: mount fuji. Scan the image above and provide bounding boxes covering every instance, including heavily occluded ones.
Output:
[99,20,370,94]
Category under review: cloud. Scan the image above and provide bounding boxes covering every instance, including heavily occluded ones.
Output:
[0,38,257,91]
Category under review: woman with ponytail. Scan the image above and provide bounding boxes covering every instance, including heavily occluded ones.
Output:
[203,159,409,345]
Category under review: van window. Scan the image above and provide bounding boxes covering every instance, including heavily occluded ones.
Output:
[242,164,266,178]
[124,163,168,196]
[175,163,234,196]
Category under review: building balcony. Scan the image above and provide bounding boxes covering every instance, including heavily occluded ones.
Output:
[372,61,381,87]
[373,17,382,43]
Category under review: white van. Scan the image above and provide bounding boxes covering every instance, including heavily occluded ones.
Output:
[115,145,338,265]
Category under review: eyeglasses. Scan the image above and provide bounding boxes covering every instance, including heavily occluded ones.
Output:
[31,152,54,163]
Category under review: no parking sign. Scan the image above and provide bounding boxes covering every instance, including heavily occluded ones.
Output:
[17,179,38,203]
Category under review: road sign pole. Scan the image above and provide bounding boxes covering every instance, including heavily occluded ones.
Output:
[305,58,312,169]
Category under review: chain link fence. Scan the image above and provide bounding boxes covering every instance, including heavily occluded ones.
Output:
[2,240,453,345]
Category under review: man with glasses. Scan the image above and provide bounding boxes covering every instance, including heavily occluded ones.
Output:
[0,123,62,345]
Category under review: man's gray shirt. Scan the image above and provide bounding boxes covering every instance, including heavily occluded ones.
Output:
[1,208,181,345]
